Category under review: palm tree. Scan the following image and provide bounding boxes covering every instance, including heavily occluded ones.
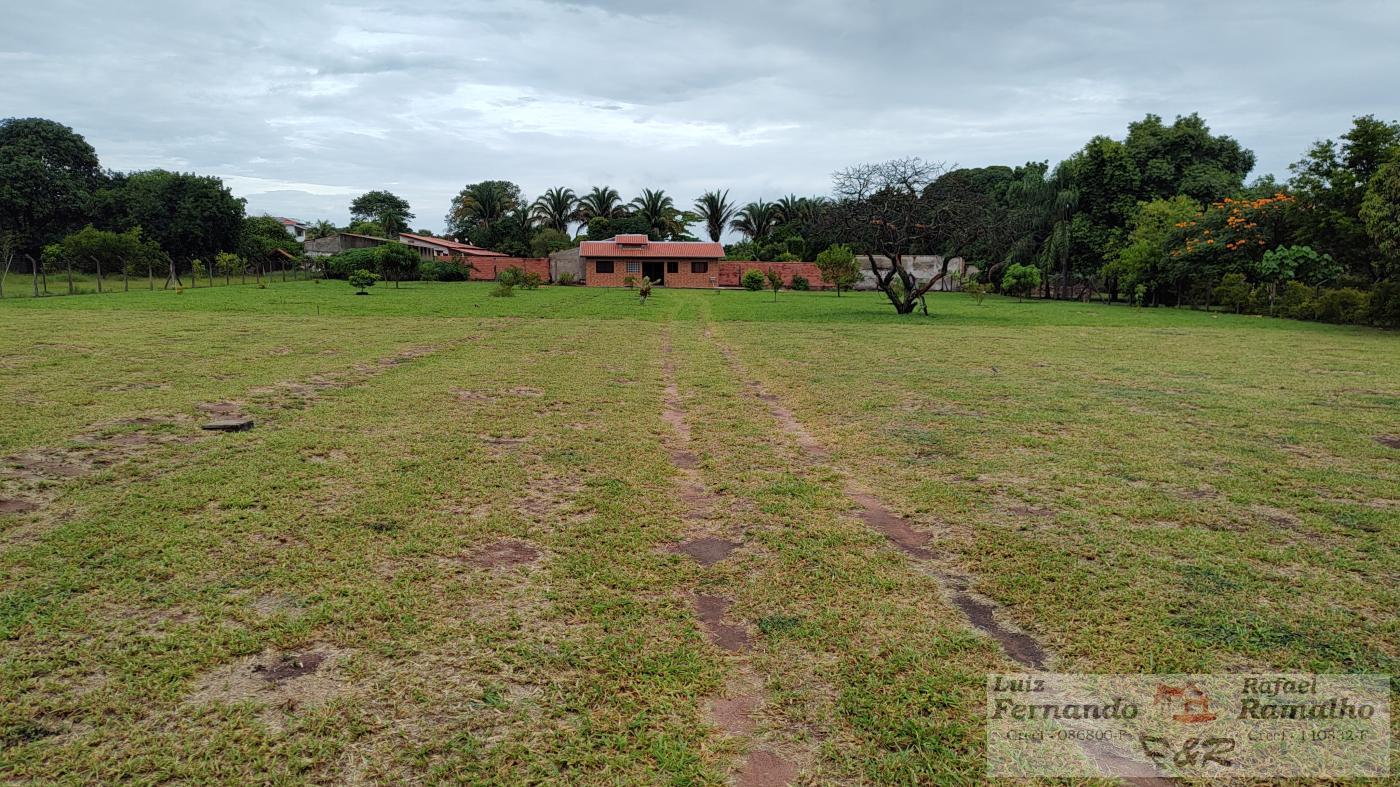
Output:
[631,188,681,238]
[731,200,779,242]
[531,187,577,233]
[574,186,627,225]
[775,194,805,225]
[448,180,522,237]
[693,190,738,242]
[306,220,337,240]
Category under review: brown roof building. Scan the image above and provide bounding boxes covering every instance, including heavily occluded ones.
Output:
[578,234,724,287]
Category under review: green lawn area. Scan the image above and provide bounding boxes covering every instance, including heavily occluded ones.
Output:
[1,280,1396,783]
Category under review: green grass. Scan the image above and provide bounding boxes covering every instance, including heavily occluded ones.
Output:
[1,280,1396,783]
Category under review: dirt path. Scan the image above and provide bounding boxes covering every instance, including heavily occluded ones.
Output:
[660,330,801,787]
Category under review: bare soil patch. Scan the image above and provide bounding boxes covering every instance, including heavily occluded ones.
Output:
[1374,435,1400,449]
[1006,504,1057,518]
[737,749,799,787]
[3,451,92,480]
[507,386,544,398]
[0,498,41,514]
[468,539,541,568]
[849,491,936,559]
[947,592,1047,669]
[188,643,353,732]
[672,536,739,566]
[710,693,759,735]
[694,594,750,652]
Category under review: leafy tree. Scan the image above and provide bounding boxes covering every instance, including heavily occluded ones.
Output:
[1260,245,1341,287]
[43,225,156,292]
[828,157,997,314]
[346,220,388,237]
[214,251,243,285]
[765,268,783,300]
[100,170,245,286]
[239,215,300,279]
[731,200,778,242]
[1360,158,1400,278]
[584,214,657,242]
[694,190,737,242]
[723,240,758,261]
[446,180,522,240]
[1104,196,1200,304]
[574,186,627,224]
[814,243,859,296]
[531,187,576,233]
[1289,115,1400,281]
[349,191,413,236]
[348,268,379,294]
[1002,263,1041,299]
[374,242,419,287]
[530,227,574,257]
[1213,272,1251,313]
[1122,113,1255,204]
[0,118,103,258]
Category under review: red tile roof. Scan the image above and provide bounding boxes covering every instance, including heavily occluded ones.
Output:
[398,232,508,257]
[579,236,724,259]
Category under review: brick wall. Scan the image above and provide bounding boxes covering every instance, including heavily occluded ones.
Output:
[717,262,827,289]
[464,257,551,282]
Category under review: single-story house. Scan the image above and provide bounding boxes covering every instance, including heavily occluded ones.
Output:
[579,235,724,287]
[397,232,509,262]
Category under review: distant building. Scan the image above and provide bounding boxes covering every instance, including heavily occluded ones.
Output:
[578,235,724,287]
[396,232,509,262]
[277,217,308,242]
[303,231,392,257]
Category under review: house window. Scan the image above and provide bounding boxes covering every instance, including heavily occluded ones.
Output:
[666,261,678,274]
[595,260,614,274]
[626,261,641,274]
[691,261,709,274]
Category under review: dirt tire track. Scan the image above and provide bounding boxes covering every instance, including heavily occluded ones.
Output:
[660,329,801,787]
[707,329,1179,785]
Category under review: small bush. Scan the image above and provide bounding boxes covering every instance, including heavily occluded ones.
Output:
[419,259,468,281]
[1276,281,1315,320]
[741,269,765,291]
[1312,287,1369,324]
[556,271,576,286]
[489,281,514,297]
[1001,263,1041,299]
[622,275,636,289]
[1213,273,1252,313]
[790,274,810,291]
[1366,280,1400,328]
[348,268,380,294]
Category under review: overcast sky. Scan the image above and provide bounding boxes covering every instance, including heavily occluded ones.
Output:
[5,1,1397,234]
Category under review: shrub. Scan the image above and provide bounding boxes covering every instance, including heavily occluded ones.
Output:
[498,266,541,289]
[741,268,765,291]
[348,268,380,294]
[959,274,988,304]
[419,259,469,281]
[1001,263,1041,299]
[1213,273,1251,313]
[1276,281,1315,320]
[774,252,801,262]
[790,274,810,291]
[489,281,514,297]
[1312,287,1370,324]
[1366,280,1400,328]
[323,248,380,279]
[557,271,576,286]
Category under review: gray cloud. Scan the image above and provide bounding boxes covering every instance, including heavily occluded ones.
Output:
[4,0,1396,233]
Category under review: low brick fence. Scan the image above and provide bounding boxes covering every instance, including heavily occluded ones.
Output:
[465,257,551,282]
[717,261,827,289]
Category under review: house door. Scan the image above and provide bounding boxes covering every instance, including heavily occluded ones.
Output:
[642,261,665,285]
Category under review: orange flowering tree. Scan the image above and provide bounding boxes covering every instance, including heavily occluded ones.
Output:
[1167,193,1295,278]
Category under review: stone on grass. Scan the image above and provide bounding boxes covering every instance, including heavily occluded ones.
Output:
[201,418,255,432]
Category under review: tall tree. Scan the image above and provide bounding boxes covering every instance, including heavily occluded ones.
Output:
[531,187,577,233]
[349,191,413,236]
[306,219,337,240]
[1290,115,1400,281]
[0,118,103,258]
[693,189,737,242]
[446,180,522,240]
[1361,158,1400,280]
[630,188,687,239]
[574,186,627,225]
[731,200,779,242]
[828,157,996,315]
[100,169,245,286]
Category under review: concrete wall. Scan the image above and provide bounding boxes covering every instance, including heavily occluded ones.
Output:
[548,248,584,283]
[852,255,973,291]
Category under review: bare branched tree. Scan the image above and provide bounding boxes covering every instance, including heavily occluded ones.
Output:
[829,157,1001,314]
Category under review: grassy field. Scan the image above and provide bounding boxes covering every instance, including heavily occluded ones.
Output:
[1,280,1396,783]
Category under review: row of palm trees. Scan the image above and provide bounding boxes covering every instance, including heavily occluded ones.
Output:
[526,186,828,242]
